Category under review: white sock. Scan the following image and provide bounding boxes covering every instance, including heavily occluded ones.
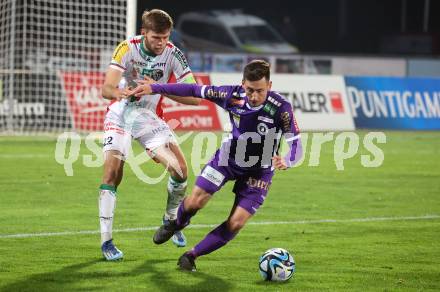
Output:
[165,176,187,220]
[99,185,116,245]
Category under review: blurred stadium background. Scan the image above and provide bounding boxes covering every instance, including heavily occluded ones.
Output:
[0,0,439,291]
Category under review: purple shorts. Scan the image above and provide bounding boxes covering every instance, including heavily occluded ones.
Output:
[195,150,274,215]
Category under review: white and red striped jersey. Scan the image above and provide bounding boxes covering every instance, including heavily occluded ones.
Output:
[107,35,195,118]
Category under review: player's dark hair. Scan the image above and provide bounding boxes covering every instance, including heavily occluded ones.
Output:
[141,9,173,33]
[243,60,271,82]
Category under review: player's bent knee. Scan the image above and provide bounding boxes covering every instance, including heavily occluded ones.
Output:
[171,163,188,181]
[186,193,210,210]
[227,220,245,233]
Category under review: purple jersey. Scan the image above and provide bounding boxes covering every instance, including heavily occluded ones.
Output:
[151,83,302,170]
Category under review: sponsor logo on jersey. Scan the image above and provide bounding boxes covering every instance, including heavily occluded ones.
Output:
[263,103,277,116]
[280,111,291,133]
[267,96,282,107]
[206,88,228,99]
[152,62,166,68]
[257,116,274,123]
[112,41,129,64]
[151,125,169,135]
[171,48,189,70]
[257,122,269,135]
[201,165,225,186]
[131,60,148,67]
[246,177,271,190]
[103,122,126,135]
[140,68,164,81]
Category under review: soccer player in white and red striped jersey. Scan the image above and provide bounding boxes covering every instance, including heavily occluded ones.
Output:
[99,9,198,260]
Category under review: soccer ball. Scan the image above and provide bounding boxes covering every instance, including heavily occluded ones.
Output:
[259,248,295,281]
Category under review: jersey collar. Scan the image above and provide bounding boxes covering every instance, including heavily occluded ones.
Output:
[245,98,265,111]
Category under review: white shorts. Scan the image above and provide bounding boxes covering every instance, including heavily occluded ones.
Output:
[103,109,177,159]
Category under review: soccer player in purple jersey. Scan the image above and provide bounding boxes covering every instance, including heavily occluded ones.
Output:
[133,60,302,271]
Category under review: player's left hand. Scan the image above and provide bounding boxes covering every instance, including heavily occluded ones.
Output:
[132,76,156,97]
[272,155,288,170]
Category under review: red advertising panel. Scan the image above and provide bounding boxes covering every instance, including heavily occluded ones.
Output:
[60,72,222,131]
[161,73,222,130]
[60,72,108,131]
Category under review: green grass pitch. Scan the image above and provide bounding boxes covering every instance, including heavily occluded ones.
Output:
[0,131,439,291]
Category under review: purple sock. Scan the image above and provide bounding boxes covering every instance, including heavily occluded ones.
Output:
[191,221,237,258]
[176,199,196,229]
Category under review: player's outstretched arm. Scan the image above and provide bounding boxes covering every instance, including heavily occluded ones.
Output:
[134,82,237,110]
[134,82,203,99]
[132,77,200,105]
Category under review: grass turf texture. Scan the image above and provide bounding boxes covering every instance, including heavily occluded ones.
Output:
[0,131,439,291]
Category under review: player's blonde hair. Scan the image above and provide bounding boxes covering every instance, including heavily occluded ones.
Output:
[141,9,173,33]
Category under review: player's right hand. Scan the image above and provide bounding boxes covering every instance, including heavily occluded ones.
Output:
[132,80,154,97]
[272,155,288,170]
[115,88,135,101]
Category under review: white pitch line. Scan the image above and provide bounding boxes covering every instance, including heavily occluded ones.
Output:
[0,214,439,239]
[0,154,51,158]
